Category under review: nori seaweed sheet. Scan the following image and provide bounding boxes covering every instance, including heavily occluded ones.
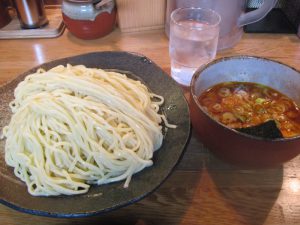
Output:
[236,120,283,139]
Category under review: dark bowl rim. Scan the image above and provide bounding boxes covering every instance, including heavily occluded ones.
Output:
[190,55,300,142]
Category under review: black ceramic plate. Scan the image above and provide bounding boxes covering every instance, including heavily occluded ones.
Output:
[0,51,190,217]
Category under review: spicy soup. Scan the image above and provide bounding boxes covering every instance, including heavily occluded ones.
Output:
[198,82,300,138]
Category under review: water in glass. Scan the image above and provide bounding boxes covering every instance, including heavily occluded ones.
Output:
[170,20,219,86]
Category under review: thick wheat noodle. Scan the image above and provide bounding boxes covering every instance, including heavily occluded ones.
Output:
[2,64,176,196]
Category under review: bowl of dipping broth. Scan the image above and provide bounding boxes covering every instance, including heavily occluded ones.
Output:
[190,56,300,167]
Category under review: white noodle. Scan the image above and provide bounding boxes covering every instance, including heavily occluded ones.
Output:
[2,64,176,196]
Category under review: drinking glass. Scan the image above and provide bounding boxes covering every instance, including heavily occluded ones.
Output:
[169,7,221,86]
[165,0,277,50]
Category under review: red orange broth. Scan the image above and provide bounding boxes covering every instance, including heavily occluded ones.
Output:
[198,82,300,138]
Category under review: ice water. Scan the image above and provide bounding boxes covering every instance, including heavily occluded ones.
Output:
[169,20,219,86]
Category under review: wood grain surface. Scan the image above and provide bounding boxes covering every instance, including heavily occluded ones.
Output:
[0,28,300,225]
[116,0,166,32]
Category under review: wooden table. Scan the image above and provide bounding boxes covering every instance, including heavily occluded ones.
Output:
[0,29,300,225]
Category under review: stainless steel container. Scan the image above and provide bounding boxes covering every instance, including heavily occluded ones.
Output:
[13,0,48,29]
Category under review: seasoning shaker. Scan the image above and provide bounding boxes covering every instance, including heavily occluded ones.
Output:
[13,0,48,29]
